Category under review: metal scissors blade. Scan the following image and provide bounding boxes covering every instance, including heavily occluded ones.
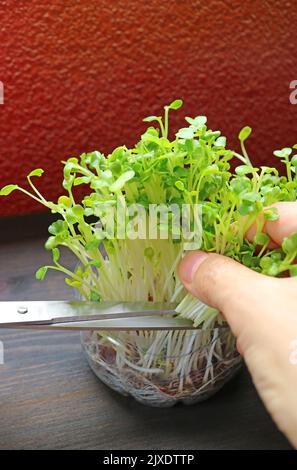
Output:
[0,300,195,330]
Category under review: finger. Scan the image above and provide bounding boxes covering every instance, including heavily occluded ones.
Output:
[178,251,286,337]
[246,202,297,246]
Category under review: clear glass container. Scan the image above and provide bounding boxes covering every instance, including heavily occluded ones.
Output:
[81,326,242,407]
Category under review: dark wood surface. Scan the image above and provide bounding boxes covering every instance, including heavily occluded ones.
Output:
[0,224,292,449]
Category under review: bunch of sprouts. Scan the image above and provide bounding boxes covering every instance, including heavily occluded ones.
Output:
[2,100,297,405]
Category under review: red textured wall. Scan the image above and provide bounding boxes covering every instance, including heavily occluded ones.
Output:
[0,0,297,216]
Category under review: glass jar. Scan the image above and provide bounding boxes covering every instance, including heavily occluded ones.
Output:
[81,326,241,407]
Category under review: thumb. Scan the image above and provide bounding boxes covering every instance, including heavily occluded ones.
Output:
[178,251,284,337]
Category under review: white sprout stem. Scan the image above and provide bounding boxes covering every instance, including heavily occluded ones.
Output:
[81,233,237,401]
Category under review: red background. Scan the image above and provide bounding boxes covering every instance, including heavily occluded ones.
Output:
[0,0,297,216]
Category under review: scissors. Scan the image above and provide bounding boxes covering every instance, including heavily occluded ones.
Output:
[0,301,195,331]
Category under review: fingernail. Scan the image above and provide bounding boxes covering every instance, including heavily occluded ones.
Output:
[179,251,209,284]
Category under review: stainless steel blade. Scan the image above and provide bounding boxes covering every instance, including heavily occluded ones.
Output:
[0,300,179,327]
[10,316,195,331]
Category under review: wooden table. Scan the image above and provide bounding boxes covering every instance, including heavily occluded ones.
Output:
[0,215,292,449]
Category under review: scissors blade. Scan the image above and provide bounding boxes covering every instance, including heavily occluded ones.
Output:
[16,316,195,331]
[0,300,180,328]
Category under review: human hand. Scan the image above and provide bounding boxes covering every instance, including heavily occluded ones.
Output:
[178,202,297,448]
